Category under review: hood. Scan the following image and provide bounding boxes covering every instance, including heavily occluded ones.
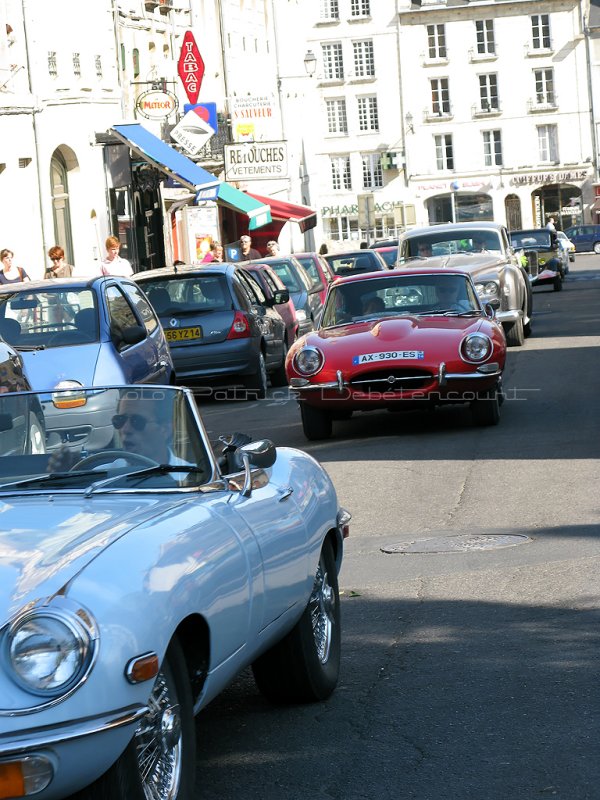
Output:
[20,344,101,389]
[408,253,506,273]
[309,315,483,356]
[0,494,178,623]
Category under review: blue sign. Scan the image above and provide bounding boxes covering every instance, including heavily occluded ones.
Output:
[183,102,218,132]
[195,185,219,202]
[225,244,241,262]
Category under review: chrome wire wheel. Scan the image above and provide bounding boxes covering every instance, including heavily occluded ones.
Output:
[135,669,183,800]
[309,560,336,664]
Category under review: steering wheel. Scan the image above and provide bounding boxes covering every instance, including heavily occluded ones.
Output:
[70,450,158,471]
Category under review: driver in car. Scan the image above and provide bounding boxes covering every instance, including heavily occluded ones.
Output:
[432,282,471,312]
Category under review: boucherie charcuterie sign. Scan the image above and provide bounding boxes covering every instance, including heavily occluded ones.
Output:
[136,88,179,120]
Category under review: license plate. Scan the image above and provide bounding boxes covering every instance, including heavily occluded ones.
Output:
[165,326,202,342]
[353,350,424,364]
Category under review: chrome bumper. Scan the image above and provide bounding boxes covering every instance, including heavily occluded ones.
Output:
[495,309,522,323]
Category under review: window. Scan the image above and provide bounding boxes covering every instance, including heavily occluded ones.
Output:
[353,40,374,77]
[122,284,158,334]
[326,216,359,242]
[120,44,126,71]
[72,53,81,78]
[475,20,495,55]
[322,42,344,79]
[132,48,140,79]
[326,98,348,134]
[479,74,499,111]
[430,78,450,115]
[538,124,558,162]
[483,130,502,166]
[106,286,140,349]
[362,154,383,189]
[531,14,551,49]
[319,0,339,21]
[534,68,555,105]
[435,134,454,170]
[95,55,102,79]
[357,96,379,131]
[331,156,352,190]
[48,51,57,77]
[427,24,446,59]
[351,0,370,17]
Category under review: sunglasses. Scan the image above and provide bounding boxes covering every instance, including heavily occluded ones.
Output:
[112,413,151,431]
[51,257,62,262]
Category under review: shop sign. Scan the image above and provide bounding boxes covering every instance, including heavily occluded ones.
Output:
[230,95,278,142]
[177,31,204,105]
[224,141,288,181]
[321,200,409,217]
[170,109,215,156]
[509,169,589,187]
[136,88,178,120]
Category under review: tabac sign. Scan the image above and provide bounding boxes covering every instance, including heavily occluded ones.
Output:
[178,31,204,105]
[136,88,178,120]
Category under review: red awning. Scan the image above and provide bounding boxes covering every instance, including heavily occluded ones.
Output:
[245,192,317,233]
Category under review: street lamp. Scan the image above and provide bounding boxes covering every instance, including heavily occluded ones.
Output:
[303,49,317,77]
[405,112,414,134]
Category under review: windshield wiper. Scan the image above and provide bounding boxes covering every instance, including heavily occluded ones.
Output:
[0,469,109,492]
[14,344,45,351]
[84,464,208,495]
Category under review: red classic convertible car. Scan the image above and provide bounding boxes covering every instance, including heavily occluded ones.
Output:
[286,267,507,440]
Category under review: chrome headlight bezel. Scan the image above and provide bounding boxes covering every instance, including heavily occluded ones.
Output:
[460,333,492,363]
[293,346,324,376]
[474,280,499,299]
[5,605,97,698]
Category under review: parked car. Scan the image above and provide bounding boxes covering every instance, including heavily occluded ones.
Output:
[136,263,287,398]
[556,230,575,263]
[509,228,566,291]
[563,223,600,254]
[294,252,336,305]
[373,246,398,268]
[398,221,533,347]
[369,238,399,248]
[286,267,506,440]
[0,383,349,800]
[242,261,299,345]
[324,249,389,277]
[0,277,174,451]
[246,255,322,337]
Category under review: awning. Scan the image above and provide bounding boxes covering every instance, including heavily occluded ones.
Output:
[110,124,271,231]
[245,192,317,233]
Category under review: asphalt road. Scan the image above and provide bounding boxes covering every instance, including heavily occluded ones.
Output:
[193,253,600,800]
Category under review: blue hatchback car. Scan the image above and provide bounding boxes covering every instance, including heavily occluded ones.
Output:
[563,224,600,254]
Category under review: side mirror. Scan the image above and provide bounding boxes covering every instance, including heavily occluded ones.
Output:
[0,413,13,432]
[113,324,146,349]
[272,289,290,305]
[487,298,501,310]
[483,302,496,319]
[239,439,276,497]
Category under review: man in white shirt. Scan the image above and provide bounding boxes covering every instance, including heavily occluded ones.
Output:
[101,235,134,277]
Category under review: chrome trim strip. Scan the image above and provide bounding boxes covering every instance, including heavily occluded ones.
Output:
[495,309,521,322]
[336,370,344,393]
[445,370,502,379]
[0,705,148,756]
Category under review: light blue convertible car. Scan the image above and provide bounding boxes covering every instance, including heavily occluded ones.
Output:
[0,385,349,800]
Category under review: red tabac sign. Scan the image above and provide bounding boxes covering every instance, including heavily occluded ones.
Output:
[177,31,204,105]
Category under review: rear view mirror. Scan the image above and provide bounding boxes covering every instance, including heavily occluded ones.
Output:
[8,297,38,310]
[272,289,290,305]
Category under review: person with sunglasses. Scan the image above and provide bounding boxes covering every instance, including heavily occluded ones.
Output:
[45,245,73,278]
[432,280,471,312]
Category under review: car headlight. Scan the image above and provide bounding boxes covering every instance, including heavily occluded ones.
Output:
[461,333,492,363]
[293,346,324,376]
[474,281,499,298]
[295,309,307,322]
[6,608,95,697]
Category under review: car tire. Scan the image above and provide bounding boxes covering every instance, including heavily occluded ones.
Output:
[252,537,341,704]
[245,352,268,400]
[26,413,45,454]
[553,275,563,292]
[269,339,289,388]
[300,403,333,440]
[69,638,195,800]
[594,242,600,254]
[471,384,501,427]
[504,316,524,347]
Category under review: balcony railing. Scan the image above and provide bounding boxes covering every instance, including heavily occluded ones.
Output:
[471,102,502,118]
[527,97,558,113]
[423,106,453,123]
[194,115,233,164]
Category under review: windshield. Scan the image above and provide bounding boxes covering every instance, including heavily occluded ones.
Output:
[139,275,232,315]
[0,386,214,492]
[325,253,382,276]
[509,231,552,249]
[0,289,97,348]
[403,231,502,259]
[321,274,480,327]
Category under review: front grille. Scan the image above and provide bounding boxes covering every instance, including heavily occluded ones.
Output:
[350,368,434,393]
[523,250,539,277]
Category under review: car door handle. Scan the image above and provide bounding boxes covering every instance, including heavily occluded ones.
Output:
[278,486,294,501]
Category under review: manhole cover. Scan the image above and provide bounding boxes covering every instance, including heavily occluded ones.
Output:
[381,533,532,554]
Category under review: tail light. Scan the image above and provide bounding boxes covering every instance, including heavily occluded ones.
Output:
[227,311,251,340]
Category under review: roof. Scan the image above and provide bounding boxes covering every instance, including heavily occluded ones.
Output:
[401,221,505,238]
[134,263,237,281]
[333,266,473,285]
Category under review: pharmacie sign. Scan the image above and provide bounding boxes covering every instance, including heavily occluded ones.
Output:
[224,141,288,181]
[136,88,178,120]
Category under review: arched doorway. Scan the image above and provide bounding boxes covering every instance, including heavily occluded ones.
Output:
[50,148,77,263]
[505,194,522,230]
[531,183,582,230]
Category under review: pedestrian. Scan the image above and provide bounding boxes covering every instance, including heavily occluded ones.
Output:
[101,236,133,277]
[45,245,73,279]
[238,234,261,262]
[318,243,329,255]
[266,240,280,257]
[546,217,556,232]
[201,241,224,263]
[0,249,30,283]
